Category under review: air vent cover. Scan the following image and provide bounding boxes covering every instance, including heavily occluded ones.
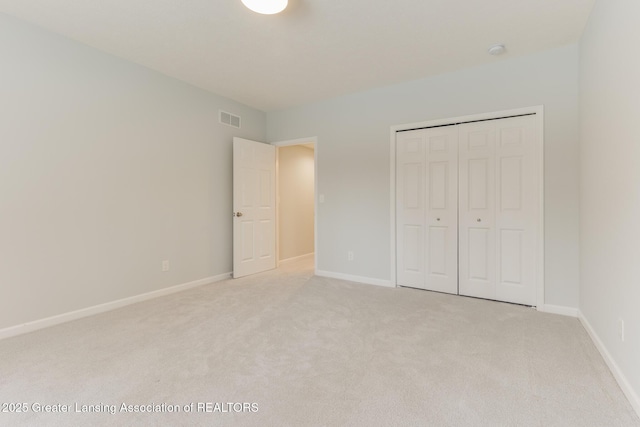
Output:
[220,110,241,129]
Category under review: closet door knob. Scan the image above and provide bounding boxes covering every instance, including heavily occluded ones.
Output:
[437,218,441,221]
[477,218,481,222]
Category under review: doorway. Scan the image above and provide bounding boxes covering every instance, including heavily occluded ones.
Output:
[273,137,318,270]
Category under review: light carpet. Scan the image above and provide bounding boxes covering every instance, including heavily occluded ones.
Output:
[0,256,638,426]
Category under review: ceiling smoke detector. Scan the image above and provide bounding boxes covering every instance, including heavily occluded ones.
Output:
[488,44,506,56]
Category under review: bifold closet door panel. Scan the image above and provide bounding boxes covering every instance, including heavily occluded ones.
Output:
[458,121,497,300]
[458,115,539,305]
[396,127,458,293]
[424,127,458,294]
[494,115,539,305]
[396,130,426,289]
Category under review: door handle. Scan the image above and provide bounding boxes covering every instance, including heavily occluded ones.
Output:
[234,212,243,217]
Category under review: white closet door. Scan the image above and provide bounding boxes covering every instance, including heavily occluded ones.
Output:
[494,116,539,305]
[396,131,426,288]
[458,121,496,300]
[397,127,458,294]
[459,116,539,305]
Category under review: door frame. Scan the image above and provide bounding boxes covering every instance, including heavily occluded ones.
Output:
[271,136,318,274]
[389,106,545,309]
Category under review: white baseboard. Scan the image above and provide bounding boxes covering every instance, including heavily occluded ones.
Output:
[537,304,579,317]
[578,310,640,418]
[315,270,393,288]
[279,252,314,263]
[0,272,231,341]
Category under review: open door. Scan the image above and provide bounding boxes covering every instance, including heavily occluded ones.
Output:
[233,137,276,278]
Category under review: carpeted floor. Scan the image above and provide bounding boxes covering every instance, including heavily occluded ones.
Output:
[1,255,638,426]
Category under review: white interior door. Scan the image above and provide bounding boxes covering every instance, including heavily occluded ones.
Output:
[458,115,539,305]
[396,126,458,294]
[233,137,276,278]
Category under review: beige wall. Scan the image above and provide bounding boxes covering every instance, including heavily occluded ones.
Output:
[278,145,315,261]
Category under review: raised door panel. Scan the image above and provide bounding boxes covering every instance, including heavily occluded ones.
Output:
[403,225,424,274]
[499,229,523,285]
[240,221,255,261]
[427,226,447,275]
[257,168,274,260]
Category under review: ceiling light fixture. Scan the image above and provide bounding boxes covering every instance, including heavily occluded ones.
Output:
[241,0,288,15]
[488,44,506,56]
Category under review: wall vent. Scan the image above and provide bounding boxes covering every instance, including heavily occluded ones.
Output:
[220,110,241,129]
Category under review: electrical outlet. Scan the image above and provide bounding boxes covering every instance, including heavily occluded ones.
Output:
[162,260,170,272]
[619,318,625,342]
[347,251,354,261]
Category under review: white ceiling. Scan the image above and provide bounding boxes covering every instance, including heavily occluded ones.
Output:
[0,0,594,112]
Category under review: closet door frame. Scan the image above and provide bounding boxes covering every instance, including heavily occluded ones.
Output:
[389,106,545,309]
